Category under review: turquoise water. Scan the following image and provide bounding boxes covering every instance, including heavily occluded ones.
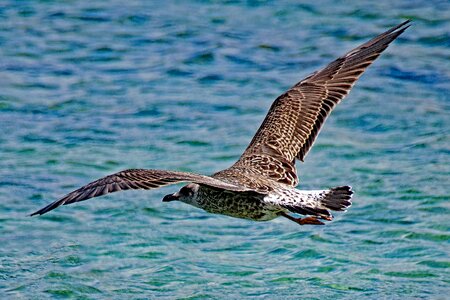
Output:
[1,0,449,298]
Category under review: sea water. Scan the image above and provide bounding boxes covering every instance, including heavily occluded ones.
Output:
[1,1,449,298]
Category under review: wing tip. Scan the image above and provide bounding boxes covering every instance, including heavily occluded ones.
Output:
[30,199,66,216]
[385,19,411,41]
[394,19,412,33]
[397,19,412,27]
[29,205,51,217]
[386,19,411,34]
[30,208,47,217]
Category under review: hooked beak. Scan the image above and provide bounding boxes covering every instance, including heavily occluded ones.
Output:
[162,193,179,202]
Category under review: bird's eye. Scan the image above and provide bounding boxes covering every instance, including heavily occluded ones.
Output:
[180,187,192,196]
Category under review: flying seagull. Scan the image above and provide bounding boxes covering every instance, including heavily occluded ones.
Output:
[31,20,410,226]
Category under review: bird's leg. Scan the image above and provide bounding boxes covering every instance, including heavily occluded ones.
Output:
[280,212,325,226]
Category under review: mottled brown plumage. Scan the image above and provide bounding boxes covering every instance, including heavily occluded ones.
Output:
[30,169,257,216]
[31,21,409,225]
[228,20,411,187]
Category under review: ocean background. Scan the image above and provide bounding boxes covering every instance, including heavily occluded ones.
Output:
[1,0,449,298]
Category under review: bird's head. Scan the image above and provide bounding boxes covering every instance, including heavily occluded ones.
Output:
[162,183,200,206]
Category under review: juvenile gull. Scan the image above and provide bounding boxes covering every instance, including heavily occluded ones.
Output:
[31,21,410,226]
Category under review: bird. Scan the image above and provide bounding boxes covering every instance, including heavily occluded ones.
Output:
[31,20,410,226]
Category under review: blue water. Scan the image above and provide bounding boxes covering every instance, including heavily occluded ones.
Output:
[1,0,449,298]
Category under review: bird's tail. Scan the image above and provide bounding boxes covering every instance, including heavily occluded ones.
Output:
[320,186,353,212]
[281,186,353,220]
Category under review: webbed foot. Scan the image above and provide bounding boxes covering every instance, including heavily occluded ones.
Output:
[280,212,326,226]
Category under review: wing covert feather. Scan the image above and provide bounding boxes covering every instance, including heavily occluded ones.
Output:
[228,20,410,187]
[31,169,256,216]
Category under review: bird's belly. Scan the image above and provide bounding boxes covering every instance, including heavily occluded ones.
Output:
[196,189,279,221]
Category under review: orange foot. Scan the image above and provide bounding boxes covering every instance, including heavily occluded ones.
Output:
[280,212,326,226]
[298,216,325,225]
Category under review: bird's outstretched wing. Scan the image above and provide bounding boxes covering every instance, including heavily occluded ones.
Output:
[30,169,257,216]
[227,20,410,187]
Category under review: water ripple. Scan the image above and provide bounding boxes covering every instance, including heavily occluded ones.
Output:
[1,0,449,299]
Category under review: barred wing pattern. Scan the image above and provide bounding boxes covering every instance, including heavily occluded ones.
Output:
[30,169,256,216]
[231,20,410,187]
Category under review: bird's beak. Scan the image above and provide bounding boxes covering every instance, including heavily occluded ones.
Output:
[162,193,179,202]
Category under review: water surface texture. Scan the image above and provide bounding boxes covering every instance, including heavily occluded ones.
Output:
[1,1,449,299]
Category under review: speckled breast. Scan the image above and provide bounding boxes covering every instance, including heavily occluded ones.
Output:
[196,187,280,221]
